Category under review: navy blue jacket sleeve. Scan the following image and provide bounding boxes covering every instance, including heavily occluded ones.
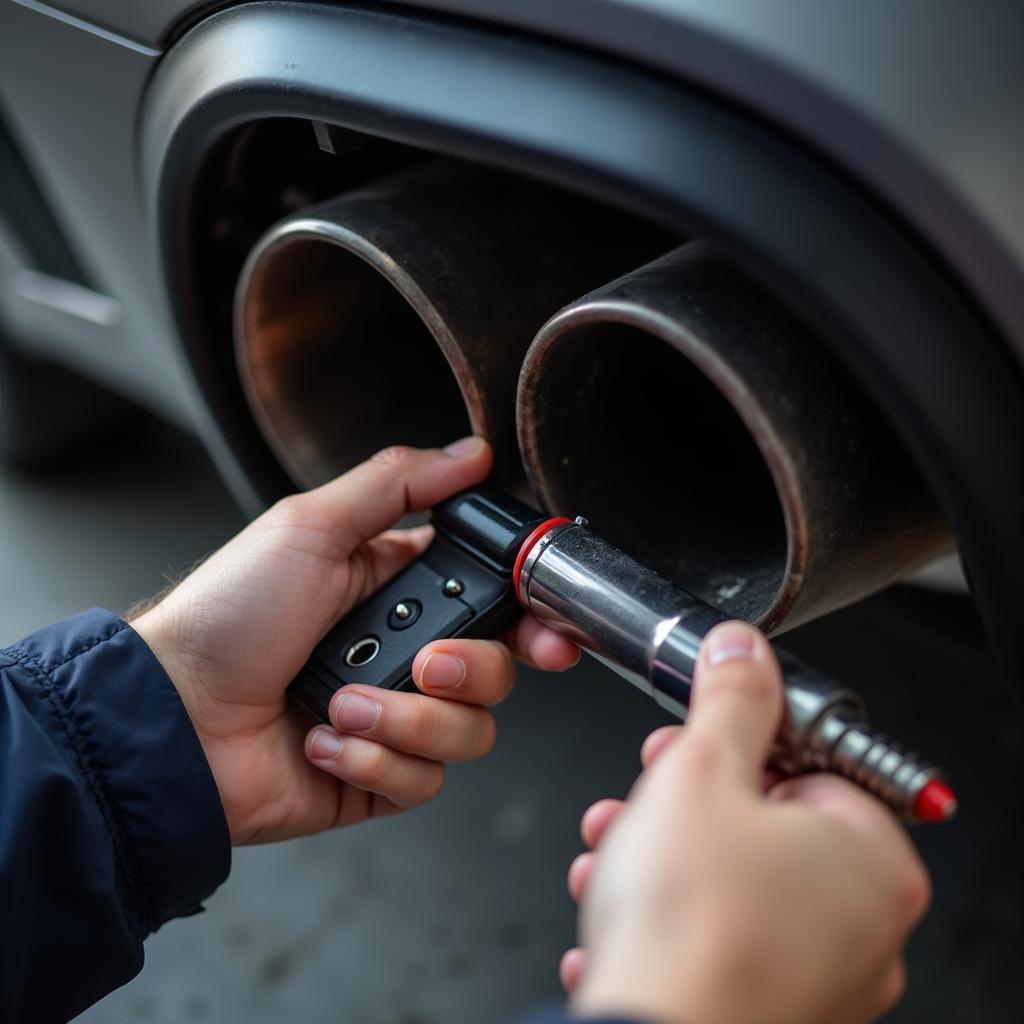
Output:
[0,609,231,1023]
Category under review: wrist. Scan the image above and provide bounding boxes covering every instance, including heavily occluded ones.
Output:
[573,988,687,1024]
[129,606,290,847]
[572,948,696,1024]
[129,607,233,830]
[131,606,205,732]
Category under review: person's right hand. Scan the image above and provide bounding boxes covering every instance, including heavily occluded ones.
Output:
[563,621,931,1024]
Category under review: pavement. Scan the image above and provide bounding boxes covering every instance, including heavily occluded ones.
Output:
[1,421,1021,1024]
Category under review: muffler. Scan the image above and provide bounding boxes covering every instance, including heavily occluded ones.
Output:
[516,243,953,633]
[235,160,666,489]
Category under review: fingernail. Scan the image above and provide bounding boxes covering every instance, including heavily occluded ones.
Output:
[443,435,484,458]
[333,693,381,732]
[705,622,757,667]
[420,652,466,689]
[309,727,343,760]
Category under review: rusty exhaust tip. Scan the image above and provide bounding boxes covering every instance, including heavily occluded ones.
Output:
[235,160,671,491]
[517,244,953,632]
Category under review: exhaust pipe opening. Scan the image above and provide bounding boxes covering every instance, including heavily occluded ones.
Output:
[518,244,952,632]
[521,320,789,624]
[236,228,470,489]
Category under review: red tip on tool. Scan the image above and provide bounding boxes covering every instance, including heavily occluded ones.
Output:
[913,779,958,823]
[512,517,572,607]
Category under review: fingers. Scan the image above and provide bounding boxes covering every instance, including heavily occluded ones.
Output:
[560,948,586,993]
[641,726,683,768]
[303,438,492,551]
[581,798,626,849]
[327,685,497,763]
[875,960,907,1017]
[567,800,626,926]
[412,638,517,707]
[684,621,784,792]
[503,615,580,672]
[306,633,518,803]
[571,799,626,903]
[305,727,445,808]
[568,851,597,902]
[643,727,781,793]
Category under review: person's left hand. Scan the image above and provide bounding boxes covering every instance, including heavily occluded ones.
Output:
[132,437,578,845]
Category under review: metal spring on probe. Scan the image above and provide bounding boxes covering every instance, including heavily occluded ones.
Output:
[829,725,939,817]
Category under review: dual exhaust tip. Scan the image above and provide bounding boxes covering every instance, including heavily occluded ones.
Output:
[236,159,951,634]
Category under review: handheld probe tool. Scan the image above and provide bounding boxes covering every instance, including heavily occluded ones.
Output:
[289,488,957,824]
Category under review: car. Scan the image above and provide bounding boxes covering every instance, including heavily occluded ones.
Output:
[2,5,1023,1018]
[1,0,1021,697]
[4,1,1021,669]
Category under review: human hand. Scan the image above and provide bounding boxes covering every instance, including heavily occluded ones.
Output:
[132,438,578,845]
[563,621,931,1024]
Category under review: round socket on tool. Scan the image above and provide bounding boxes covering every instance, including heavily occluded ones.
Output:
[517,243,952,632]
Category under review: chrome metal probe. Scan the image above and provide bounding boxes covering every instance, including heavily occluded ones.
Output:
[516,517,956,824]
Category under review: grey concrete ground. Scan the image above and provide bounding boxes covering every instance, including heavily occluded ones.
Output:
[1,422,1021,1024]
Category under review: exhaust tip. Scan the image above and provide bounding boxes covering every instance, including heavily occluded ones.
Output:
[519,310,789,625]
[234,159,675,494]
[235,217,472,490]
[518,244,951,631]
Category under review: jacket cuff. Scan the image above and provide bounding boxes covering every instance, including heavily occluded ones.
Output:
[9,608,231,933]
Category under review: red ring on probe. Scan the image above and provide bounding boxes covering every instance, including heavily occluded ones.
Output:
[512,517,572,607]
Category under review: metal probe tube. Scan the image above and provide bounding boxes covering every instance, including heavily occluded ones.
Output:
[518,522,946,821]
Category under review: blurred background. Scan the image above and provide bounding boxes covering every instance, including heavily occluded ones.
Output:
[0,423,1020,1024]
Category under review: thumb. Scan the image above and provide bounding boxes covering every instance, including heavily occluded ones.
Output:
[302,436,492,551]
[685,621,784,792]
